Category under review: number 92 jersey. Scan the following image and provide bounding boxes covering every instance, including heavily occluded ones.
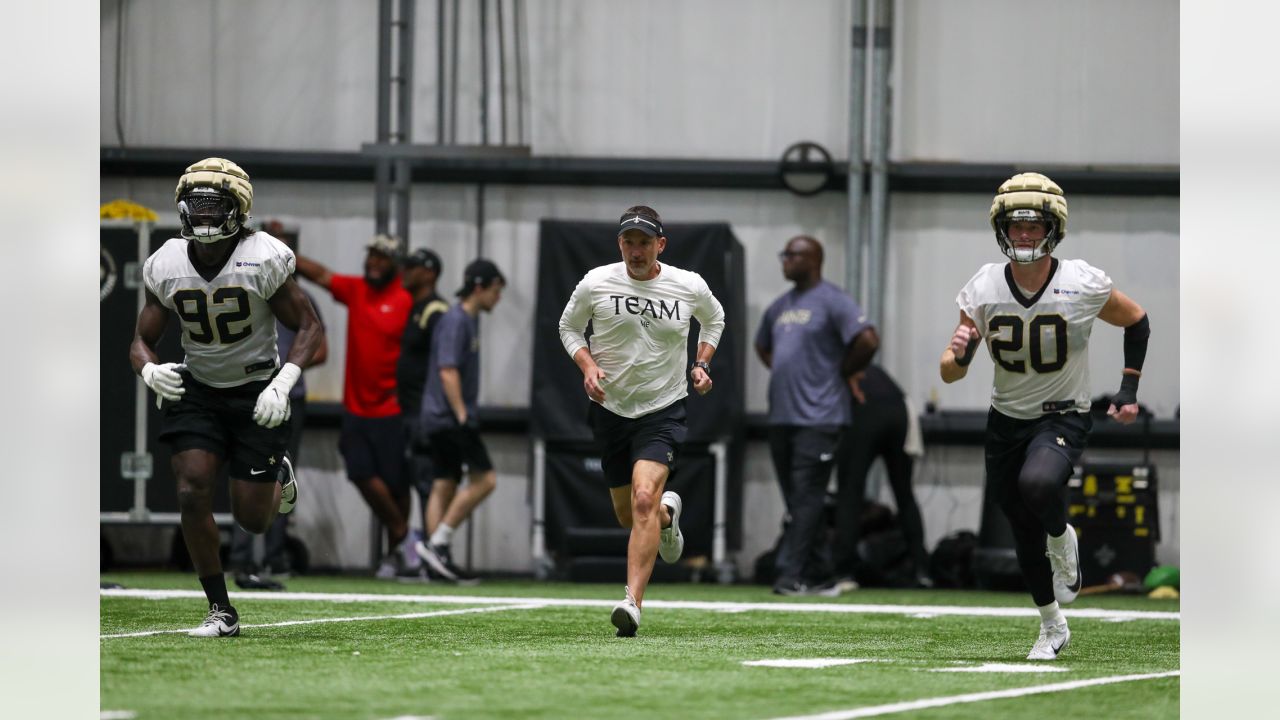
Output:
[957,258,1112,420]
[143,232,296,388]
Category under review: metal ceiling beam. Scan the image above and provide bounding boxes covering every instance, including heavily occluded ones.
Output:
[101,146,1179,196]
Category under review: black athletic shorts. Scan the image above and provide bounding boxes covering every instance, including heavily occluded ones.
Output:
[984,407,1092,489]
[427,425,494,481]
[588,399,687,489]
[158,372,290,482]
[339,411,407,488]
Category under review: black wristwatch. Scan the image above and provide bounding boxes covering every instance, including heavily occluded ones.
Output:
[691,361,711,377]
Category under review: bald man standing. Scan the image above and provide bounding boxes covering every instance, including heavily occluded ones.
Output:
[755,236,879,595]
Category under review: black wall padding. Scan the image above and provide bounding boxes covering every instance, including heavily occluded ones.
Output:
[530,220,747,443]
[101,227,230,515]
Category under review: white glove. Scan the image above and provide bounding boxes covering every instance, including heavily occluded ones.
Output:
[253,363,301,428]
[142,362,186,404]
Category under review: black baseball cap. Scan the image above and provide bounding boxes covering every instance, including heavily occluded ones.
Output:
[456,258,506,297]
[618,211,663,237]
[403,247,442,272]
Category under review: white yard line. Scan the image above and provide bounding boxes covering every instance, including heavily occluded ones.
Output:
[100,602,545,639]
[100,588,1179,622]
[765,670,1180,720]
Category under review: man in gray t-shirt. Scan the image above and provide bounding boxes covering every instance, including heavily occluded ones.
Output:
[415,259,506,585]
[755,235,879,595]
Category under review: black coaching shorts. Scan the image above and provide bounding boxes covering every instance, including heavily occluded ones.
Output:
[158,372,291,482]
[339,412,407,488]
[588,400,688,489]
[427,425,494,482]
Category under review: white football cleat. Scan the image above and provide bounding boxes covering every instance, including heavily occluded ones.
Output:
[611,586,641,637]
[1026,621,1071,660]
[188,603,239,638]
[1046,525,1082,604]
[658,491,684,563]
[277,455,298,515]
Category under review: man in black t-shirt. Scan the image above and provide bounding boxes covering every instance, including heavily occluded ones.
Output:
[398,247,448,573]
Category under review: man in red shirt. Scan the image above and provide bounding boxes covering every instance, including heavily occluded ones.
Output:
[296,234,415,576]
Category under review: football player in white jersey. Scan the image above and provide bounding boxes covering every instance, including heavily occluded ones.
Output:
[559,205,726,637]
[129,158,324,637]
[940,172,1150,660]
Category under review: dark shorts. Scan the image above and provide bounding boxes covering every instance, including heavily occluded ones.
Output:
[427,425,494,482]
[588,400,687,489]
[985,407,1092,491]
[158,373,290,482]
[403,414,435,499]
[339,412,407,488]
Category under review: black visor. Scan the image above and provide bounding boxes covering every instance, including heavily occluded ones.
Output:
[618,213,663,237]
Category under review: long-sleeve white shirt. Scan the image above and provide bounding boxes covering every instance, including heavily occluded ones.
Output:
[559,261,725,418]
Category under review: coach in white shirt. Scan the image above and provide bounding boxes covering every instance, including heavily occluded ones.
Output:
[558,205,726,638]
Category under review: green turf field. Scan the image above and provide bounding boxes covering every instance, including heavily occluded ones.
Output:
[100,572,1179,719]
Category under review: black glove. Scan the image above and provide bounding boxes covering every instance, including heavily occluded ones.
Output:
[1111,373,1140,408]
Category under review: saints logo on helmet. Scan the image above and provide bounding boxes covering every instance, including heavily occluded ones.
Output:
[989,172,1068,264]
[175,157,254,244]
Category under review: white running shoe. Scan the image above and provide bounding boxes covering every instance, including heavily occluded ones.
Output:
[277,455,298,515]
[1046,525,1082,604]
[658,491,684,563]
[188,603,239,638]
[374,552,400,580]
[833,576,861,594]
[1026,620,1071,660]
[611,586,641,637]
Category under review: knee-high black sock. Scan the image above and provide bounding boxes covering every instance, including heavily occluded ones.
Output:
[199,573,232,609]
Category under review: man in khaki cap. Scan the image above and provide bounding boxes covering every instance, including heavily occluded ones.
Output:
[296,234,417,578]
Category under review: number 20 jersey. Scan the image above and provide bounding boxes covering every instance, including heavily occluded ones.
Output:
[956,258,1112,420]
[143,232,295,388]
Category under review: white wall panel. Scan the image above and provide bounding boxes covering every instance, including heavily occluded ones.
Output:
[896,0,1179,164]
[103,1,1177,164]
[525,0,853,157]
[103,0,381,149]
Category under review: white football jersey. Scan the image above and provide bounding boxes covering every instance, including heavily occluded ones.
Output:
[956,258,1112,419]
[143,232,296,388]
[559,262,725,419]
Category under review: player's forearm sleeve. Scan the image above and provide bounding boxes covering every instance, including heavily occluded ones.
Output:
[1123,314,1150,373]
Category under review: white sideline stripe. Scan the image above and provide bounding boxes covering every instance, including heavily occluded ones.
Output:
[100,712,137,720]
[745,658,881,668]
[766,670,1180,720]
[100,602,543,639]
[100,588,1180,622]
[928,662,1070,673]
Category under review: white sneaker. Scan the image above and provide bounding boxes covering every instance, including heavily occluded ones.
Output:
[1026,620,1071,660]
[833,576,860,594]
[1046,525,1082,604]
[658,491,684,563]
[374,553,399,580]
[611,586,641,637]
[188,603,239,638]
[277,455,298,515]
